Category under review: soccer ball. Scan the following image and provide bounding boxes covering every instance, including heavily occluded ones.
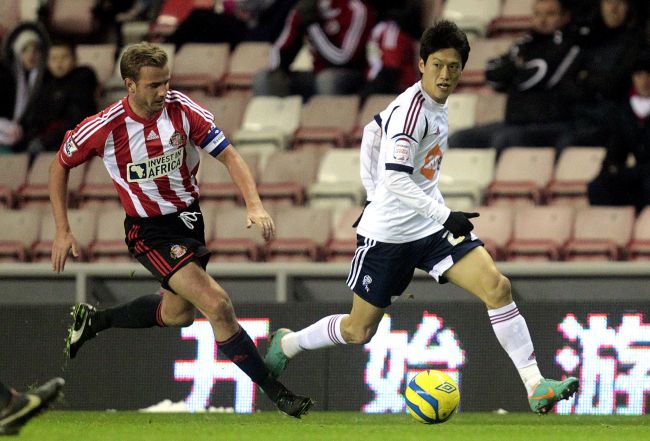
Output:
[404,370,460,424]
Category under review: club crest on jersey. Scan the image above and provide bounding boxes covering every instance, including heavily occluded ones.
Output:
[63,137,78,157]
[169,130,187,148]
[127,149,184,182]
[170,244,187,259]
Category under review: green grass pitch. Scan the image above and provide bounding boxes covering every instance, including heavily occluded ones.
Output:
[15,411,650,441]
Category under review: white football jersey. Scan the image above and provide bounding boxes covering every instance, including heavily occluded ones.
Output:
[357,81,449,243]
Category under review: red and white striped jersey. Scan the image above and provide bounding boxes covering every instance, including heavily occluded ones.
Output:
[58,90,230,218]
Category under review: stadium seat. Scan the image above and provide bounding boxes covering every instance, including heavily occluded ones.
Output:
[232,95,303,149]
[447,93,479,135]
[442,0,503,37]
[505,205,574,261]
[206,205,268,262]
[87,207,132,261]
[459,37,515,88]
[46,0,97,37]
[266,206,332,261]
[325,205,363,262]
[545,146,606,206]
[223,42,272,89]
[18,152,85,206]
[293,95,360,147]
[171,43,229,94]
[196,150,259,203]
[0,153,29,208]
[564,206,636,261]
[485,147,556,205]
[472,205,513,260]
[0,0,20,42]
[77,156,119,205]
[0,208,42,261]
[489,0,535,36]
[351,94,395,143]
[627,207,650,260]
[307,149,365,206]
[200,94,249,139]
[149,0,213,39]
[257,148,324,205]
[439,148,496,208]
[236,142,280,172]
[31,207,98,262]
[474,92,507,125]
[75,44,117,86]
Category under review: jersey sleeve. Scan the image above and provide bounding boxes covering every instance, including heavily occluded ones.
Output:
[57,113,107,169]
[175,91,231,157]
[382,97,426,175]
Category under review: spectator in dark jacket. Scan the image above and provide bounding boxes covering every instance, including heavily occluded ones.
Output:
[20,41,98,154]
[253,0,376,99]
[588,49,650,212]
[448,0,579,153]
[0,23,49,153]
[558,0,645,149]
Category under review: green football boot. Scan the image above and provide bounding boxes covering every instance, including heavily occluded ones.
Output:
[264,328,292,379]
[529,377,579,414]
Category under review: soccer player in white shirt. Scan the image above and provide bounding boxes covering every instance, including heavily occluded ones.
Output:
[264,21,578,415]
[48,42,312,418]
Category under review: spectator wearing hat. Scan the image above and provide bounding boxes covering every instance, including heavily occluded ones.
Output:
[588,49,650,212]
[0,23,49,153]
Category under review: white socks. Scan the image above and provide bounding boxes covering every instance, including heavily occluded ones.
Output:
[488,302,542,395]
[281,314,347,358]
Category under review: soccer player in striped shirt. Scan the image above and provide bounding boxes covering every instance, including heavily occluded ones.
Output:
[264,21,579,415]
[48,42,312,417]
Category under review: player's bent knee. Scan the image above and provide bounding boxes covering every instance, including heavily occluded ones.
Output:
[482,273,512,308]
[341,324,376,345]
[201,292,234,321]
[162,311,195,327]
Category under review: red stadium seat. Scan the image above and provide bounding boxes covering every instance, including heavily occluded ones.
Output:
[472,205,513,261]
[506,205,574,261]
[627,207,650,260]
[325,206,363,262]
[266,206,332,261]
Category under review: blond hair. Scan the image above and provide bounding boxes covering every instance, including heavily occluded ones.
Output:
[119,42,168,81]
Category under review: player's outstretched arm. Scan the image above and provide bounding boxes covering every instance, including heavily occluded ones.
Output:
[217,145,276,241]
[48,158,79,273]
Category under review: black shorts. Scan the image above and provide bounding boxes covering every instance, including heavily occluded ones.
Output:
[346,230,484,308]
[124,201,211,291]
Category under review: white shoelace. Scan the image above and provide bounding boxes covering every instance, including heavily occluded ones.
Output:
[178,211,201,230]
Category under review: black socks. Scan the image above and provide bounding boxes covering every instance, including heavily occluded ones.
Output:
[91,294,163,333]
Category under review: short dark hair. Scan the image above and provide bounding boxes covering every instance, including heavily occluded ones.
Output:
[420,20,470,69]
[120,42,168,81]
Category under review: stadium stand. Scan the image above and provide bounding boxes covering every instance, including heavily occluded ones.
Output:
[232,95,303,149]
[196,150,259,204]
[325,205,364,262]
[546,146,606,206]
[307,149,365,207]
[32,207,98,262]
[223,42,273,90]
[474,92,507,125]
[45,0,97,38]
[442,0,503,37]
[266,206,332,261]
[77,156,119,206]
[75,44,118,87]
[506,205,575,261]
[87,207,133,262]
[488,0,535,36]
[0,206,42,262]
[207,205,268,262]
[471,204,513,261]
[564,206,636,261]
[171,43,230,94]
[257,148,324,205]
[293,95,360,147]
[627,207,650,260]
[458,37,516,88]
[18,152,84,207]
[439,148,496,209]
[485,147,556,206]
[0,153,29,208]
[447,92,479,135]
[351,94,395,143]
[199,94,248,139]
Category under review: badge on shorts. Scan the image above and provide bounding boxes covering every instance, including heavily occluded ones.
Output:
[362,275,373,292]
[170,244,187,259]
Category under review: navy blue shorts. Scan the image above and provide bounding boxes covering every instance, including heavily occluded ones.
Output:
[124,200,211,291]
[346,230,484,308]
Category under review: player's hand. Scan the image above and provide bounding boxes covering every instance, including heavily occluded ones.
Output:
[51,230,79,273]
[246,207,275,241]
[443,211,479,239]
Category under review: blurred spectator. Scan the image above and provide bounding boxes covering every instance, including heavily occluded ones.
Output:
[448,0,578,153]
[20,41,98,154]
[557,0,645,149]
[253,0,376,99]
[0,23,49,153]
[587,49,650,212]
[167,0,298,49]
[361,2,421,100]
